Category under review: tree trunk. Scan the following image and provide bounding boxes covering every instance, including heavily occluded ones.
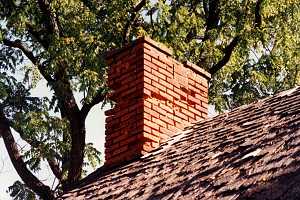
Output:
[66,116,86,187]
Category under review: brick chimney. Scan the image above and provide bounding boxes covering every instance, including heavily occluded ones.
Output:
[104,37,211,166]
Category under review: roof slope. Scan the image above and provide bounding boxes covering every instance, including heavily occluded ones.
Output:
[62,86,300,200]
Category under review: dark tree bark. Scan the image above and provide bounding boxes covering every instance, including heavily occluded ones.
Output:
[122,0,147,44]
[209,36,240,75]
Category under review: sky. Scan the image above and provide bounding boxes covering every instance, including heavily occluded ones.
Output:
[0,80,107,199]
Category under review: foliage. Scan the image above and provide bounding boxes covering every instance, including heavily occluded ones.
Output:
[0,0,299,198]
[145,0,300,110]
[7,181,36,200]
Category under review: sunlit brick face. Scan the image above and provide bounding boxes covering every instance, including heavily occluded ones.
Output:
[104,37,211,167]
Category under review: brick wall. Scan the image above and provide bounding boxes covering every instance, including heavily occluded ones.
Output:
[105,37,211,167]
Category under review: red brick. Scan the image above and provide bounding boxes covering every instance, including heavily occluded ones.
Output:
[152,69,167,81]
[167,89,180,100]
[152,80,166,92]
[144,106,160,119]
[159,103,174,114]
[195,93,209,103]
[144,88,152,96]
[143,132,160,143]
[187,95,202,105]
[142,142,154,152]
[144,112,151,121]
[202,101,209,109]
[144,53,151,62]
[195,115,205,121]
[174,110,189,121]
[120,136,138,146]
[112,145,128,156]
[145,82,159,94]
[152,117,167,128]
[158,91,173,102]
[160,115,175,126]
[113,131,128,143]
[152,104,167,116]
[151,129,161,137]
[174,100,188,109]
[172,88,183,100]
[195,104,208,113]
[145,70,159,82]
[145,59,158,71]
[144,119,160,131]
[167,77,181,89]
[105,37,209,167]
[188,106,202,117]
[144,64,152,73]
[144,100,152,109]
[152,57,166,69]
[161,126,180,136]
[175,121,188,130]
[159,79,173,90]
[158,55,174,67]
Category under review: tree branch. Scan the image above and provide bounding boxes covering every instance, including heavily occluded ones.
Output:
[0,110,55,199]
[11,124,63,181]
[48,158,62,181]
[26,23,50,49]
[255,0,263,28]
[80,91,107,119]
[51,64,85,187]
[203,0,220,41]
[2,39,54,83]
[3,38,83,186]
[209,36,240,75]
[37,0,60,36]
[122,0,147,44]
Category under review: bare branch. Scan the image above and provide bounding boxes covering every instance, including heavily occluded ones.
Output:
[209,36,240,75]
[122,0,147,44]
[80,91,107,119]
[0,110,55,199]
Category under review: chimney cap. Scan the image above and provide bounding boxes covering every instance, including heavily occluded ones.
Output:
[104,37,211,80]
[184,61,211,80]
[104,36,173,59]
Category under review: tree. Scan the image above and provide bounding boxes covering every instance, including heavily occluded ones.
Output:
[0,0,299,199]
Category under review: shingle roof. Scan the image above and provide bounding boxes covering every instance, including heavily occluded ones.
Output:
[62,86,300,200]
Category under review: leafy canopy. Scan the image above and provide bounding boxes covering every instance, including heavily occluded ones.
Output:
[0,0,299,199]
